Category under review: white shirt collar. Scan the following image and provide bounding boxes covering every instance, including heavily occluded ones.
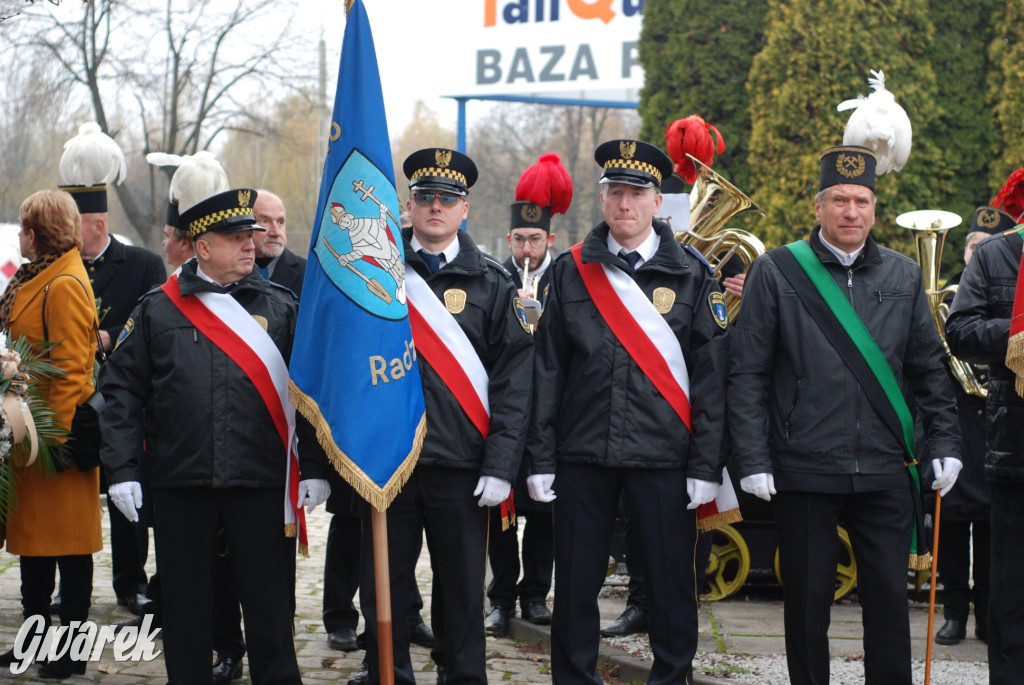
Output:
[818,231,864,267]
[410,233,460,269]
[87,236,113,264]
[607,227,660,269]
[195,263,241,288]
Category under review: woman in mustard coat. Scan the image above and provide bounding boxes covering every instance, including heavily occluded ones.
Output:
[0,190,101,678]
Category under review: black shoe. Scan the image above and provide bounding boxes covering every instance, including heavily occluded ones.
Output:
[348,659,370,685]
[484,605,511,636]
[935,618,967,645]
[38,656,87,679]
[521,601,552,626]
[328,628,359,652]
[114,612,162,634]
[117,592,153,616]
[410,621,437,649]
[212,654,244,683]
[600,605,649,637]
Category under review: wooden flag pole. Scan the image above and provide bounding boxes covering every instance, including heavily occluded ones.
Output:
[924,494,942,685]
[372,507,395,685]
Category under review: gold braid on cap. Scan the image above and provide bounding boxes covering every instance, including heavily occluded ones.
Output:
[603,158,663,184]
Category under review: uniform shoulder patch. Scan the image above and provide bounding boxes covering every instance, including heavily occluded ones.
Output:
[115,318,135,350]
[512,297,531,332]
[708,291,729,329]
[683,245,715,275]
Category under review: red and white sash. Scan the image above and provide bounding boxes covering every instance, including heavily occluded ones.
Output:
[161,275,307,552]
[570,243,692,431]
[405,266,490,437]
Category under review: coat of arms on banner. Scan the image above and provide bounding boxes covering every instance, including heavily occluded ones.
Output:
[314,148,406,320]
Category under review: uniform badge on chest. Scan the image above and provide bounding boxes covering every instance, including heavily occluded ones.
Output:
[251,315,269,331]
[444,289,467,314]
[652,287,676,314]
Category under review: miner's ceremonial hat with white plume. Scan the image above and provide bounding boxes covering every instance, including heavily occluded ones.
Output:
[510,153,573,232]
[59,122,127,214]
[147,151,230,228]
[837,69,912,176]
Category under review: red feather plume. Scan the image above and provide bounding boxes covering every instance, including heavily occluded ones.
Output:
[663,115,726,184]
[515,153,573,216]
[993,168,1024,223]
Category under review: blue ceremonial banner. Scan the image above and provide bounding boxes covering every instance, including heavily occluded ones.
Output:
[290,0,425,510]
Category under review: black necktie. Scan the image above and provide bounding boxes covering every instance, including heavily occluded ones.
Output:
[620,250,642,272]
[419,250,442,275]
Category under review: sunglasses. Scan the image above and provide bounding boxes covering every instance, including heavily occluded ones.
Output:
[412,192,461,208]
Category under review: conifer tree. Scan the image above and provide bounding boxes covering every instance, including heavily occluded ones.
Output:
[637,0,767,195]
[987,0,1024,192]
[746,0,947,252]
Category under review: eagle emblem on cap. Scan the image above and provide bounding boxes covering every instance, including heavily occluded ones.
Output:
[238,189,251,207]
[978,209,1000,228]
[435,149,452,168]
[521,204,542,223]
[836,153,866,179]
[619,141,637,159]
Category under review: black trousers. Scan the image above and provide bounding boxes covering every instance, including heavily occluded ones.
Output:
[552,464,698,685]
[937,518,990,623]
[323,510,428,637]
[988,481,1024,685]
[360,466,487,685]
[21,555,93,624]
[107,493,150,599]
[774,488,912,685]
[152,488,300,685]
[486,506,554,610]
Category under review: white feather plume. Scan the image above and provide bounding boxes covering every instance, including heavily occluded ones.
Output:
[147,150,229,212]
[837,70,912,175]
[59,122,127,187]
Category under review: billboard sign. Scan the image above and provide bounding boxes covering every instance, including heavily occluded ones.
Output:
[445,0,646,102]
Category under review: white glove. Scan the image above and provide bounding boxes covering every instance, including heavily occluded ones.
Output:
[109,481,143,523]
[931,458,963,498]
[740,473,777,502]
[686,477,720,510]
[298,478,331,513]
[474,476,512,507]
[526,474,556,503]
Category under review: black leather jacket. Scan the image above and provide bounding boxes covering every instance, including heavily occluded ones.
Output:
[946,229,1024,481]
[100,261,305,488]
[729,228,960,490]
[528,220,729,480]
[404,229,534,483]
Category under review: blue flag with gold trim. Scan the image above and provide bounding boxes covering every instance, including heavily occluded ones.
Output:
[290,0,424,510]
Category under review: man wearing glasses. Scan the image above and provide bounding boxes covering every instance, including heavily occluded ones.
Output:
[355,147,534,685]
[505,223,556,300]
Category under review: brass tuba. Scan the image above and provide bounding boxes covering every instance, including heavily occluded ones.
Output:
[676,155,766,320]
[899,210,988,398]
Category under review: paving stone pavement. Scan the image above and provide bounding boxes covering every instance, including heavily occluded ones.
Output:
[1,501,991,684]
[0,504,556,684]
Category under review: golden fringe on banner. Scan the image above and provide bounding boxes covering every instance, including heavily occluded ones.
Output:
[909,552,932,572]
[697,509,743,533]
[289,379,425,512]
[1007,331,1024,398]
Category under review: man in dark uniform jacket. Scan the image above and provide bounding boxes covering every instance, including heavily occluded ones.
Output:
[946,187,1024,685]
[485,154,568,636]
[528,139,728,685]
[63,164,166,616]
[924,207,1011,646]
[100,189,331,685]
[356,147,533,685]
[253,189,306,294]
[730,146,962,685]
